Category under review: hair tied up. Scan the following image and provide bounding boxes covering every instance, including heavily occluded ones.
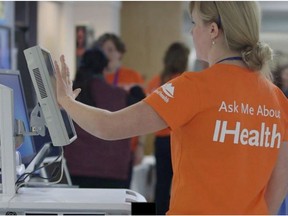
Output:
[241,41,273,71]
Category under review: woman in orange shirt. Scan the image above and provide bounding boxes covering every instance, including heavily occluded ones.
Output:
[55,2,288,214]
[93,33,144,91]
[146,42,190,215]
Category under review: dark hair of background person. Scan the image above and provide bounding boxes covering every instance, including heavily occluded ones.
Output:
[73,48,109,106]
[126,85,146,106]
[273,64,288,90]
[93,33,126,54]
[161,42,190,85]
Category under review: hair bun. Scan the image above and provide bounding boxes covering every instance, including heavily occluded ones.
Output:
[241,42,273,71]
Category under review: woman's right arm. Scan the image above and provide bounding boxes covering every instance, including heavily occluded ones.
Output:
[55,55,168,141]
[265,141,288,214]
[61,99,167,140]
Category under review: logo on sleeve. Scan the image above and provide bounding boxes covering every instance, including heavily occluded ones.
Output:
[162,83,174,98]
[155,83,175,103]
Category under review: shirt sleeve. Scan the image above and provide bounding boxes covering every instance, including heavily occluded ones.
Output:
[143,73,200,130]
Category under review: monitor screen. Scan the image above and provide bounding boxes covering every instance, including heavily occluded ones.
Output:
[24,45,77,147]
[41,50,75,140]
[0,71,36,165]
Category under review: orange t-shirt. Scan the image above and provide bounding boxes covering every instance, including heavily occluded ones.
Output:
[105,67,144,152]
[144,64,288,214]
[105,67,144,90]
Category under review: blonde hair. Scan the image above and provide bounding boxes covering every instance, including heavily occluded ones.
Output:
[190,1,273,80]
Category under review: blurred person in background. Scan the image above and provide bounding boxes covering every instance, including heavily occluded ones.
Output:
[93,33,144,91]
[273,64,288,97]
[146,42,190,215]
[93,33,146,178]
[65,48,136,188]
[76,26,87,68]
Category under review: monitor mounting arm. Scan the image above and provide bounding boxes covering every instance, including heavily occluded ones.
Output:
[14,104,46,146]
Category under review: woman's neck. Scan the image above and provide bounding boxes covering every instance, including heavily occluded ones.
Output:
[106,61,121,73]
[208,49,247,68]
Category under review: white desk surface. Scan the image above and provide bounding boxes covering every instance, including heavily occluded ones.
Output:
[0,187,146,214]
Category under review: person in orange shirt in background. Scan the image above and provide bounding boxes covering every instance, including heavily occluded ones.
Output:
[55,1,288,214]
[93,33,144,91]
[93,33,145,186]
[146,42,190,215]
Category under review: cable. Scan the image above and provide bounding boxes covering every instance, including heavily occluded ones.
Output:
[15,147,62,184]
[16,148,64,191]
[16,147,64,192]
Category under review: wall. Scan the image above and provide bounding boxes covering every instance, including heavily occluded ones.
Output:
[38,2,75,76]
[73,2,121,38]
[260,2,288,54]
[121,2,183,82]
[37,2,121,79]
[120,2,187,154]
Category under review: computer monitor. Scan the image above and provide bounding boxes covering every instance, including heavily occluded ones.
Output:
[24,46,77,147]
[0,70,36,165]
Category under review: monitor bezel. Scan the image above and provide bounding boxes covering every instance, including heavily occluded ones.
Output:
[24,46,77,147]
[0,70,37,165]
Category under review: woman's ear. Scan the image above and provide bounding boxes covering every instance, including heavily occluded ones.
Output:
[209,22,220,40]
